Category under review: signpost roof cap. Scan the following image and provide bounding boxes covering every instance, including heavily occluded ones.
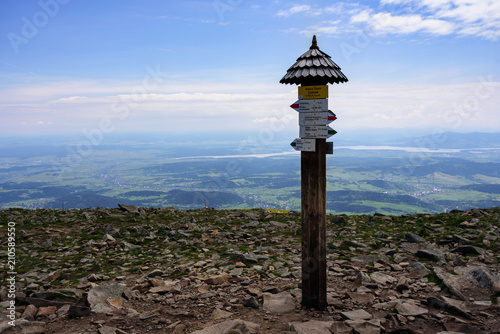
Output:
[280,35,348,86]
[310,35,318,49]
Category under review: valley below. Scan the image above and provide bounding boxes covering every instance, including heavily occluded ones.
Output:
[1,132,499,215]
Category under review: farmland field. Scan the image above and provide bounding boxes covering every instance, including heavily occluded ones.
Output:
[1,132,499,215]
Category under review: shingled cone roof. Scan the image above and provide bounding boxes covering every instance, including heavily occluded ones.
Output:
[280,35,348,85]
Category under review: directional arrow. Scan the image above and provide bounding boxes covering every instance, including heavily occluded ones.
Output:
[299,110,337,125]
[328,110,337,122]
[290,99,328,112]
[290,138,316,152]
[290,101,300,111]
[300,125,337,139]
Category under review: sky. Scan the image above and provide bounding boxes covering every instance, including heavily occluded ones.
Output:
[1,0,500,141]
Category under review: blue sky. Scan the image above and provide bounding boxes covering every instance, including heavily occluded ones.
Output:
[1,0,499,139]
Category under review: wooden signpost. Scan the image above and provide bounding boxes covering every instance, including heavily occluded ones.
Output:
[280,35,348,310]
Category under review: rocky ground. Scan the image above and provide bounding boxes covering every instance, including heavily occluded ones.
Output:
[0,205,499,334]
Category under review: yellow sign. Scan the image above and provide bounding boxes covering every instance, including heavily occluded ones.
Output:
[298,85,328,100]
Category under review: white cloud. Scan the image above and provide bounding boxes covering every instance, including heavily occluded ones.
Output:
[278,1,499,40]
[301,21,341,36]
[276,1,493,40]
[331,79,500,131]
[276,4,311,17]
[376,0,500,40]
[353,11,456,35]
[0,77,301,135]
[351,10,371,24]
[1,75,499,136]
[380,0,412,4]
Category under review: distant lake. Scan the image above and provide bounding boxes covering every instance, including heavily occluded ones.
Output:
[174,146,500,159]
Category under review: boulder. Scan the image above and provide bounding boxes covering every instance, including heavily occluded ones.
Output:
[262,292,295,314]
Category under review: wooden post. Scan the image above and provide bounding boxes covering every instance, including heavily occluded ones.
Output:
[301,137,327,310]
[279,35,347,311]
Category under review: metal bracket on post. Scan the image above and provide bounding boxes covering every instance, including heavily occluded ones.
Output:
[326,142,333,155]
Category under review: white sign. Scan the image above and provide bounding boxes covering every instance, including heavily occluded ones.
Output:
[299,110,337,125]
[300,125,337,139]
[290,99,328,113]
[290,138,316,152]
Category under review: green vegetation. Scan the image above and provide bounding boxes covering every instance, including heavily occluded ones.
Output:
[1,136,500,215]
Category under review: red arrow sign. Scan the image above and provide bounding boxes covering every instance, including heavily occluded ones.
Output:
[328,111,337,122]
[290,99,328,112]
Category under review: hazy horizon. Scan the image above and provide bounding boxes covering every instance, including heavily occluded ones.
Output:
[1,0,499,138]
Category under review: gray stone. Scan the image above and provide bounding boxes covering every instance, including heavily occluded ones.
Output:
[40,270,60,283]
[243,296,259,309]
[452,245,485,255]
[0,319,46,334]
[351,254,390,265]
[119,240,140,250]
[416,249,444,261]
[98,326,128,334]
[68,305,91,318]
[149,283,175,295]
[395,303,428,316]
[370,272,397,285]
[262,292,295,314]
[466,266,500,293]
[56,304,71,317]
[452,234,470,245]
[408,261,431,278]
[443,316,480,333]
[87,284,128,314]
[137,225,153,236]
[233,253,269,263]
[105,224,121,238]
[354,271,372,287]
[288,320,334,334]
[433,268,467,300]
[118,204,141,214]
[102,233,116,243]
[396,277,410,292]
[146,269,164,277]
[341,309,373,321]
[330,321,354,334]
[139,311,159,320]
[212,308,232,320]
[21,304,37,321]
[345,318,381,334]
[230,268,244,276]
[348,292,375,305]
[343,240,368,248]
[16,296,71,309]
[171,323,187,334]
[191,319,260,334]
[426,297,473,320]
[404,232,425,243]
